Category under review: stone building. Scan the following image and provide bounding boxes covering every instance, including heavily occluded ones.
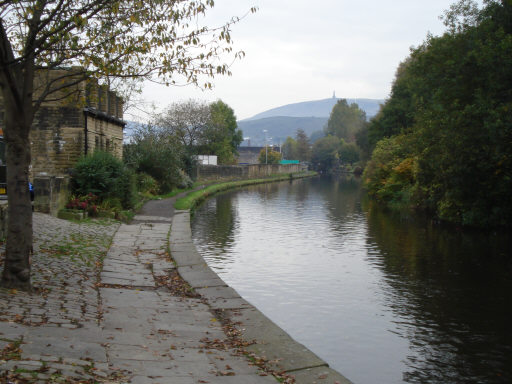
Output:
[0,69,125,213]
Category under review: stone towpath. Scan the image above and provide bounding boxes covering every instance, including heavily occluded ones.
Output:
[1,190,352,383]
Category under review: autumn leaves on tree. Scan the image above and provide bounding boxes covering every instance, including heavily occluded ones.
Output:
[0,0,255,289]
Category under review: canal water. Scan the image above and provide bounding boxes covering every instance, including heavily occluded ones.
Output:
[190,176,512,384]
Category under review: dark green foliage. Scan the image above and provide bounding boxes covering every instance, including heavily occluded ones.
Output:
[123,125,185,193]
[325,99,367,142]
[367,60,416,150]
[295,129,311,162]
[363,134,418,209]
[339,142,360,165]
[282,129,312,161]
[311,135,341,172]
[282,137,298,160]
[355,124,370,161]
[363,0,512,227]
[136,173,159,195]
[71,151,136,209]
[202,100,243,164]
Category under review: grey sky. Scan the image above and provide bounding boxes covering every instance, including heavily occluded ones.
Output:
[132,0,462,121]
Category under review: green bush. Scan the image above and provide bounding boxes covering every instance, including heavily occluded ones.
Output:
[136,173,160,195]
[99,197,123,212]
[177,169,193,189]
[123,125,186,193]
[71,151,136,209]
[363,134,418,209]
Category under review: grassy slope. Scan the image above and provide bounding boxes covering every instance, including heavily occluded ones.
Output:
[174,172,316,211]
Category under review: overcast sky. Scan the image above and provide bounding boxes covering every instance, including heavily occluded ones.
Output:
[130,0,464,121]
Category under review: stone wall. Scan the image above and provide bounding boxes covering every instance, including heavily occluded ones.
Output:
[0,70,125,180]
[237,146,282,165]
[30,106,85,177]
[33,176,70,216]
[85,113,124,159]
[237,147,264,164]
[0,69,125,216]
[196,163,305,181]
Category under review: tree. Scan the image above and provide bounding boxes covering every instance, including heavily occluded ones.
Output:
[0,0,255,290]
[325,99,367,142]
[123,124,185,193]
[204,100,242,164]
[295,129,311,162]
[355,124,370,161]
[363,0,512,227]
[155,99,242,165]
[281,137,298,160]
[258,146,281,164]
[155,100,211,148]
[311,135,340,172]
[309,130,325,143]
[367,59,416,150]
[339,141,360,165]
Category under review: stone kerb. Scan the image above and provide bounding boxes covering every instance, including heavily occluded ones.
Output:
[170,209,354,384]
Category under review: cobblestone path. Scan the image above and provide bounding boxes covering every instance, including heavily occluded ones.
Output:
[0,212,276,383]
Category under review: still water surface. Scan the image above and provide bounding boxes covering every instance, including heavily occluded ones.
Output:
[190,176,512,383]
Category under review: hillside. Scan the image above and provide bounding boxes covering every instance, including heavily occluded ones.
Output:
[238,116,328,146]
[246,97,383,120]
[237,97,383,146]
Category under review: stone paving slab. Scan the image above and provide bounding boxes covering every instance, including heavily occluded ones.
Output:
[177,264,228,289]
[2,194,353,383]
[172,209,354,383]
[196,286,242,300]
[206,297,253,310]
[171,246,206,266]
[20,333,107,362]
[228,307,326,372]
[133,215,173,222]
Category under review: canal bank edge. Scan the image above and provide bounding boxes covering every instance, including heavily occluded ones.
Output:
[174,171,317,211]
[170,210,354,384]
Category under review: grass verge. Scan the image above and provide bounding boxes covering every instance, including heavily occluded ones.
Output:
[174,171,316,211]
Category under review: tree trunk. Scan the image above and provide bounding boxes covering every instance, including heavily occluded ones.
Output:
[1,101,33,291]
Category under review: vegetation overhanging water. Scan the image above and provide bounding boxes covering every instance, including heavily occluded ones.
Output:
[191,176,512,384]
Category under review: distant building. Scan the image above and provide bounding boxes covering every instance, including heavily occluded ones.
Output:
[237,146,281,164]
[196,155,217,165]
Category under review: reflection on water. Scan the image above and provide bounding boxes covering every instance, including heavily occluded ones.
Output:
[191,176,512,384]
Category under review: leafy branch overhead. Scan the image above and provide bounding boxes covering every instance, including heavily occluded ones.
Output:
[0,0,255,290]
[0,0,257,107]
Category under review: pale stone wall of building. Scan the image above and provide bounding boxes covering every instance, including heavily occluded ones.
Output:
[0,69,125,216]
[30,106,85,177]
[86,115,123,159]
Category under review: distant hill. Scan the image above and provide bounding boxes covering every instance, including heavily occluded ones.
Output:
[238,116,328,147]
[246,97,384,121]
[237,97,384,146]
